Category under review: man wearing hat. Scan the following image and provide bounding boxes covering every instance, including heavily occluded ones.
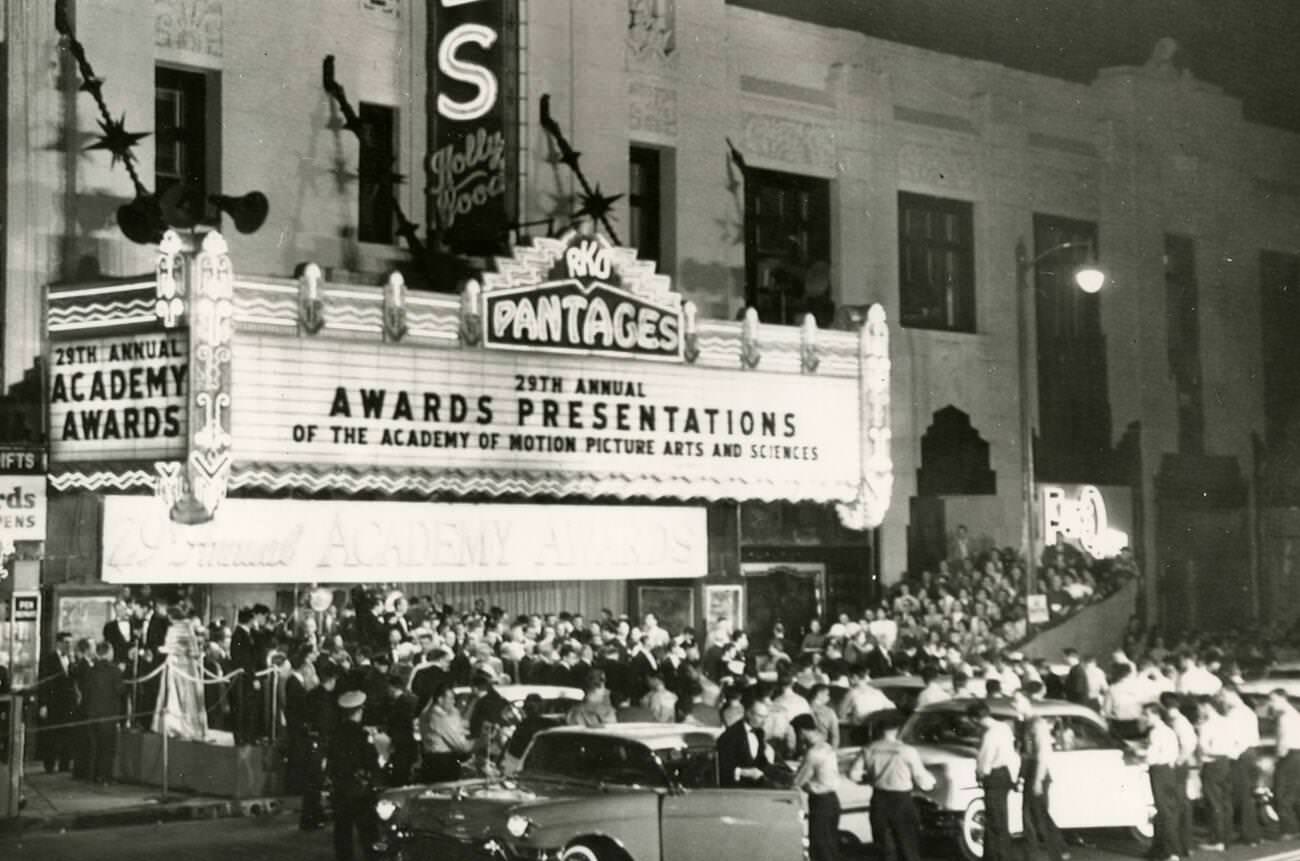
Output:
[466,666,509,740]
[329,690,383,861]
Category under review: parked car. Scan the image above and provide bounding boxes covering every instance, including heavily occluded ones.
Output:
[372,723,806,861]
[900,698,1156,860]
[1239,662,1300,700]
[451,684,586,724]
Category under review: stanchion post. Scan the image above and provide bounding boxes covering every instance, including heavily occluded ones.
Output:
[160,659,169,803]
[269,669,278,745]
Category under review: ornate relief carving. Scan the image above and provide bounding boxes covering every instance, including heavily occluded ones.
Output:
[628,79,677,139]
[740,112,836,171]
[626,0,675,67]
[896,142,975,193]
[155,0,223,57]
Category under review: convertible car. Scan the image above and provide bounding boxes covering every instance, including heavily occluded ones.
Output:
[372,723,806,861]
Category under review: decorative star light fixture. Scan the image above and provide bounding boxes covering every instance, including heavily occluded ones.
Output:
[55,0,268,245]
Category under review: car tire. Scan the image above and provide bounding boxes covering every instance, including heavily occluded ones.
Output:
[955,798,985,861]
[561,842,610,861]
[837,829,866,857]
[1125,820,1155,853]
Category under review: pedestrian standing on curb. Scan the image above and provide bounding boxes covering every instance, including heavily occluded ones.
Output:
[1196,695,1234,852]
[300,662,339,831]
[1011,690,1067,861]
[790,713,840,861]
[1272,688,1300,840]
[1219,685,1262,847]
[1161,691,1198,859]
[849,710,934,861]
[1142,701,1181,861]
[971,699,1017,861]
[328,690,382,861]
[82,641,124,784]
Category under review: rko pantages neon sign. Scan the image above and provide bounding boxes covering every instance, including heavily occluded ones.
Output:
[480,232,684,361]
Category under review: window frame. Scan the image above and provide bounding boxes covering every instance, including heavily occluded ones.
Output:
[155,64,220,224]
[897,191,977,333]
[357,102,399,245]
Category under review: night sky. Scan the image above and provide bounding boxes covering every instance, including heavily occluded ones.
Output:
[732,0,1300,133]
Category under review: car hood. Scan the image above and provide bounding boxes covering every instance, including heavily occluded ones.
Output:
[390,775,632,833]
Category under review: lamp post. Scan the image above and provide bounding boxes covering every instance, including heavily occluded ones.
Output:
[1015,238,1105,623]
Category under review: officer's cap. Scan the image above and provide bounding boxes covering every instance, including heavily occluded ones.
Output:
[338,690,367,710]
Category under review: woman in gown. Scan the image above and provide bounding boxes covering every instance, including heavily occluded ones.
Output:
[152,612,209,740]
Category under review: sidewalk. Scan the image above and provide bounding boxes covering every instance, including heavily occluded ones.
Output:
[2,772,289,834]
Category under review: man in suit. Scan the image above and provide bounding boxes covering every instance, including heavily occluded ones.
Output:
[138,598,171,730]
[37,632,77,773]
[82,641,125,784]
[102,600,137,668]
[284,645,313,795]
[229,608,261,744]
[717,690,782,788]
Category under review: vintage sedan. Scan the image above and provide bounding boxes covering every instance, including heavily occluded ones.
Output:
[372,723,806,861]
[900,698,1156,859]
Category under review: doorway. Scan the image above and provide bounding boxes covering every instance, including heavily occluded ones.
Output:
[741,563,825,651]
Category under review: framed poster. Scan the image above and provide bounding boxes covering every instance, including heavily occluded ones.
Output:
[636,585,695,637]
[56,594,118,647]
[703,584,744,633]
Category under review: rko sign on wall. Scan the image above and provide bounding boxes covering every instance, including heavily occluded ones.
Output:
[482,232,684,361]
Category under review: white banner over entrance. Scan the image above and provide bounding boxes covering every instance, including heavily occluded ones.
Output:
[101,495,707,584]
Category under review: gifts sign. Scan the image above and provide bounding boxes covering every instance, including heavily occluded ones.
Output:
[427,0,518,255]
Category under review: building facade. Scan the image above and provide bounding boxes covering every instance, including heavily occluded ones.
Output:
[2,0,1299,634]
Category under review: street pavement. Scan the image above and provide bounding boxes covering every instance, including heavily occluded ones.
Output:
[7,816,1300,861]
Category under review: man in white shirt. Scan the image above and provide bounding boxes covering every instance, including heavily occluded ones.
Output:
[1270,688,1300,838]
[1103,663,1151,739]
[971,700,1017,861]
[915,665,950,709]
[1142,702,1181,861]
[1196,697,1235,851]
[1219,686,1261,846]
[1176,653,1222,698]
[1160,693,1197,858]
[839,667,893,726]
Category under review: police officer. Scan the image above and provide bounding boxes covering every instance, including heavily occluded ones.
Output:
[300,662,339,831]
[328,689,382,861]
[849,710,934,861]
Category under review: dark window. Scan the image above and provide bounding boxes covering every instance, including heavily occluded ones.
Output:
[744,168,832,326]
[1032,214,1111,484]
[629,146,662,263]
[155,66,217,222]
[898,192,975,332]
[1261,250,1300,446]
[358,103,397,244]
[1165,235,1203,454]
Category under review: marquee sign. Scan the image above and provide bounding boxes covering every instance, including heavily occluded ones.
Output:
[427,0,517,254]
[48,332,189,462]
[230,332,861,504]
[102,496,707,583]
[481,232,683,360]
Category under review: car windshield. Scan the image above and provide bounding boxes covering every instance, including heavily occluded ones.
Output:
[901,709,1006,747]
[522,734,670,788]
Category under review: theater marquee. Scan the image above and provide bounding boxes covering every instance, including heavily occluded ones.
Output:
[231,333,862,503]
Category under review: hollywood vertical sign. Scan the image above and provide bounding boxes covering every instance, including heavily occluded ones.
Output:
[427,0,518,256]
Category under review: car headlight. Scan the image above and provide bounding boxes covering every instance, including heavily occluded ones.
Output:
[506,814,533,838]
[375,799,399,822]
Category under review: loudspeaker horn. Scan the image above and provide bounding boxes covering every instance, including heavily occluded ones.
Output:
[209,191,269,234]
[159,182,206,229]
[116,194,165,245]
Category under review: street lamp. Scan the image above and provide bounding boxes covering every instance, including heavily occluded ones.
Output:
[1015,238,1105,622]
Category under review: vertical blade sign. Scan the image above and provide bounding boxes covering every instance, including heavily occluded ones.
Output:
[427,0,518,256]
